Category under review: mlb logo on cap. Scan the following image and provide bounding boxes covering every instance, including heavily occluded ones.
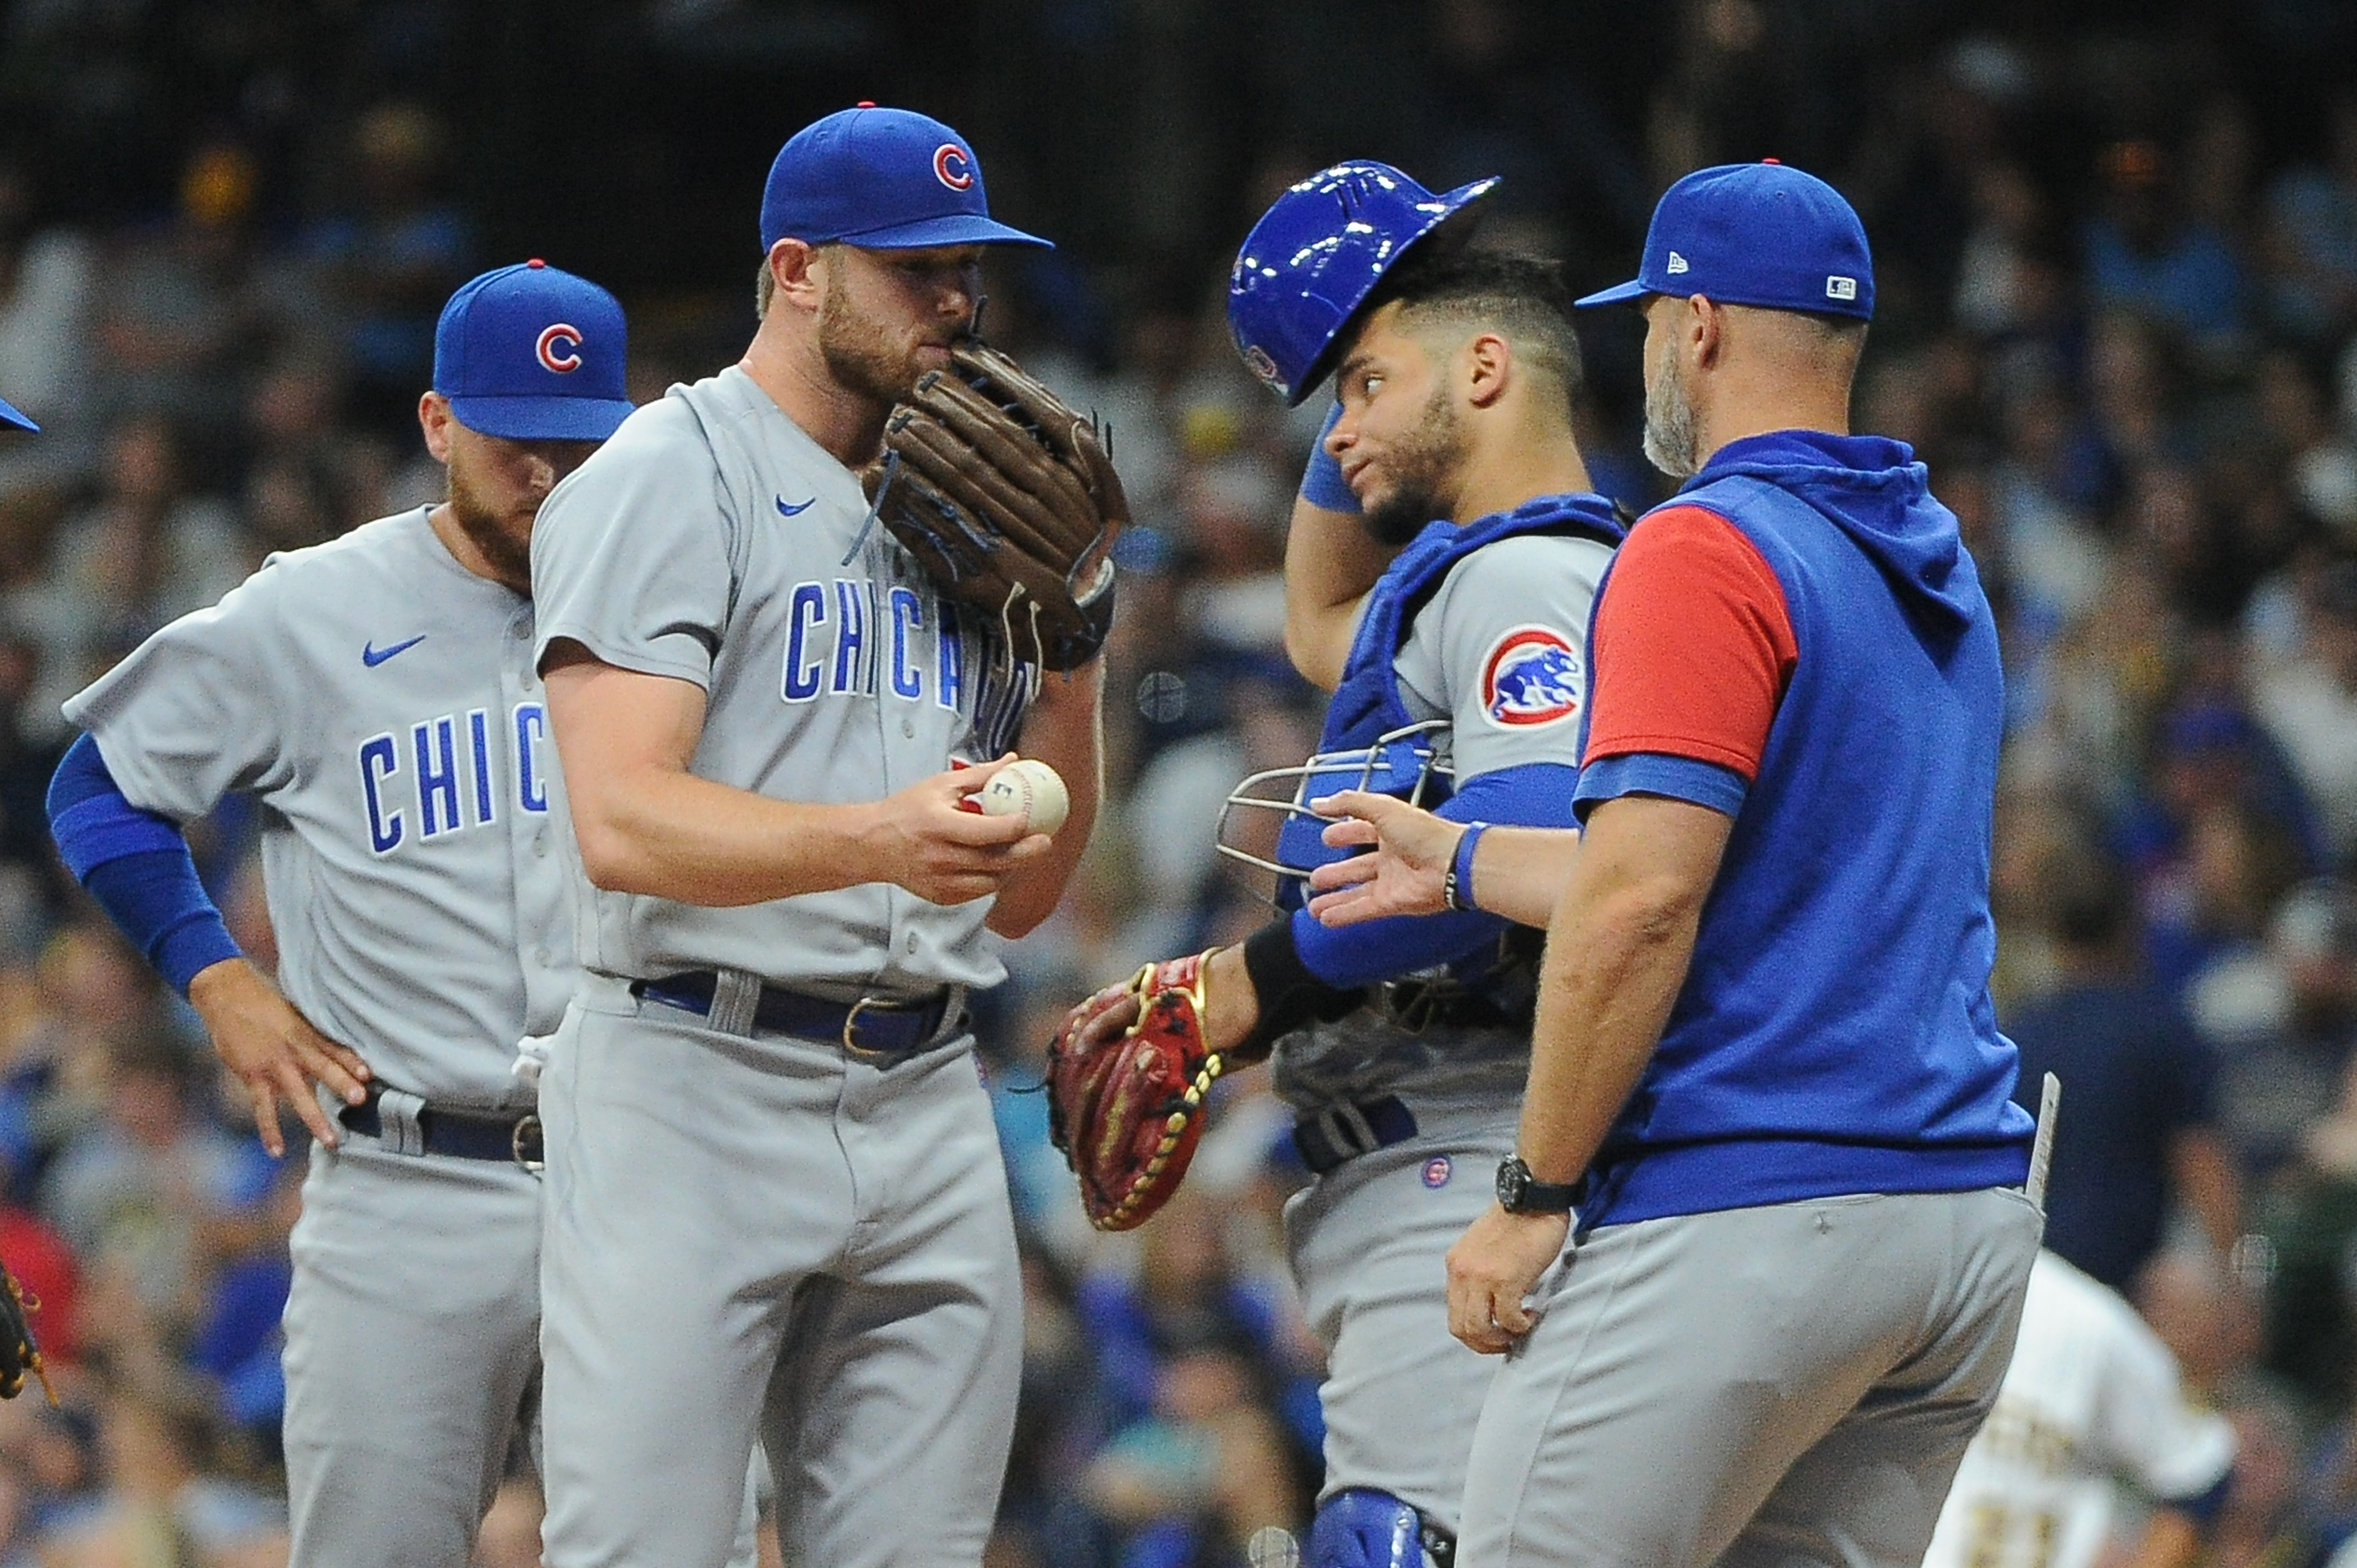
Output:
[1577,161,1875,322]
[434,260,635,442]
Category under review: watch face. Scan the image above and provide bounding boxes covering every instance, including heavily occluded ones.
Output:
[1496,1157,1527,1208]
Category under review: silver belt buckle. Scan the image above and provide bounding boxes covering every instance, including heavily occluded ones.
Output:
[842,996,893,1058]
[511,1113,545,1174]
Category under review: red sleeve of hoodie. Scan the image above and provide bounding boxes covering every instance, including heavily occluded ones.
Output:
[1583,504,1799,782]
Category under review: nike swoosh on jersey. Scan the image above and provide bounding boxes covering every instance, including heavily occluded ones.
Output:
[362,635,428,667]
[775,494,816,515]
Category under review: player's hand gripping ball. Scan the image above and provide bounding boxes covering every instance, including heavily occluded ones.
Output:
[867,344,1126,672]
[976,759,1069,834]
[1047,951,1226,1231]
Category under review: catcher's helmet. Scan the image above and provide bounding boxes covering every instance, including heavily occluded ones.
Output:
[1217,720,1454,909]
[1227,161,1497,406]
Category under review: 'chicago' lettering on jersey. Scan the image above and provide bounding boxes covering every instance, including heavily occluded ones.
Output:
[781,575,970,710]
[359,702,552,856]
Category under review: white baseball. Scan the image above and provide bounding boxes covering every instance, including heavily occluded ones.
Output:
[976,759,1070,834]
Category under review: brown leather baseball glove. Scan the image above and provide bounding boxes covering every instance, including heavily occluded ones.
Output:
[0,1257,55,1404]
[869,343,1125,673]
[1047,951,1227,1231]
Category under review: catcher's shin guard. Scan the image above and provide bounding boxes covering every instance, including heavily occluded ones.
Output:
[1308,1489,1455,1568]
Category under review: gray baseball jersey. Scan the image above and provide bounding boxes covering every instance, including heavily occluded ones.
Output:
[1272,532,1613,1112]
[61,506,570,1107]
[529,365,1030,999]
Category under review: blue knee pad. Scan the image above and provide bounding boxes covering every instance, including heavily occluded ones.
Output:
[1308,1489,1454,1568]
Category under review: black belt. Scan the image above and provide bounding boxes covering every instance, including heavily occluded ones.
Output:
[339,1086,543,1169]
[1293,1095,1419,1175]
[631,971,955,1056]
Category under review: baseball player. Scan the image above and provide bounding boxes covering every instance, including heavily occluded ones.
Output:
[527,105,1104,1568]
[43,262,643,1567]
[1074,166,1624,1568]
[1920,1249,2235,1568]
[1306,163,2043,1568]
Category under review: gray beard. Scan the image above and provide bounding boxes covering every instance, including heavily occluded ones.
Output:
[1643,365,1701,479]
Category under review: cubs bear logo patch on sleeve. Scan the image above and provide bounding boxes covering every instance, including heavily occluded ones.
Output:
[1480,625,1583,728]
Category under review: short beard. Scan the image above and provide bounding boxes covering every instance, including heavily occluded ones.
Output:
[819,273,936,409]
[1359,385,1466,546]
[1642,360,1701,479]
[446,460,533,590]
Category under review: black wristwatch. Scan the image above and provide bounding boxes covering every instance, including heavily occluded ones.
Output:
[1495,1155,1577,1215]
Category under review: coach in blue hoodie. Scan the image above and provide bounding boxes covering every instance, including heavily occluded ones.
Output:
[1305,164,2042,1568]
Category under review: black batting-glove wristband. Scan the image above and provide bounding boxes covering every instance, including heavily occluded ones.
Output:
[1237,917,1365,1062]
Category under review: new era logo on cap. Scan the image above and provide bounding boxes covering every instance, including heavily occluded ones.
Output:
[1573,161,1875,322]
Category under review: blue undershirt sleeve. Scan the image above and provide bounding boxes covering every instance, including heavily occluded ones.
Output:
[1297,404,1361,514]
[1294,761,1579,984]
[47,733,241,996]
[1573,751,1749,823]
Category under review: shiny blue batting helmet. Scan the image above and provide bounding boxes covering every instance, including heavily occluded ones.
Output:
[1227,161,1498,405]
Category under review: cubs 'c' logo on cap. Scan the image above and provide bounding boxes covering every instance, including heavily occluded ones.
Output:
[933,144,974,192]
[1481,625,1583,728]
[536,323,583,374]
[1242,344,1282,389]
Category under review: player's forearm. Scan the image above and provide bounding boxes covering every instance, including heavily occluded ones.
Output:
[1466,826,1584,927]
[568,764,896,906]
[1515,800,1725,1184]
[987,661,1103,936]
[1283,494,1386,691]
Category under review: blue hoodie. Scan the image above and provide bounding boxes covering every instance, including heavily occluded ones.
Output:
[1571,430,2035,1228]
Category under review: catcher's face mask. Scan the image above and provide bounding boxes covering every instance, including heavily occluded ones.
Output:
[1217,720,1453,909]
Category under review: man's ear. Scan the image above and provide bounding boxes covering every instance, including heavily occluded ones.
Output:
[1688,294,1723,373]
[418,391,454,465]
[767,238,824,316]
[1464,332,1512,410]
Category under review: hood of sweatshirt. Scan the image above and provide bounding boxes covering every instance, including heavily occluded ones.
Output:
[1685,429,1978,629]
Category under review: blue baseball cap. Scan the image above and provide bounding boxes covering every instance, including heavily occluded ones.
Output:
[433,261,635,442]
[0,398,33,433]
[760,105,1048,254]
[1576,161,1874,321]
[1228,161,1498,405]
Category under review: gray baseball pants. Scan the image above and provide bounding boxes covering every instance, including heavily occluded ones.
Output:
[285,1123,762,1568]
[1285,1099,1516,1534]
[1458,1185,2041,1568]
[537,976,1022,1568]
[281,1138,543,1568]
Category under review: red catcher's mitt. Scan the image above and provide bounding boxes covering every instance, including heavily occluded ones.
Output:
[1047,951,1226,1231]
[0,1259,55,1404]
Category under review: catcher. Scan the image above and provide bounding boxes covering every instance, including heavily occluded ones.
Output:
[1049,167,1622,1568]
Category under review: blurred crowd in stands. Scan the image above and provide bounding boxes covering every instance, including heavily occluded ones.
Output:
[0,1,2349,1565]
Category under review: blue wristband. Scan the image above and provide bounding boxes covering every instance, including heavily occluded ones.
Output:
[1445,823,1489,913]
[1299,403,1361,514]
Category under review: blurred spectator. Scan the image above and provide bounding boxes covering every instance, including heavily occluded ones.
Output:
[38,1369,283,1567]
[37,1033,264,1325]
[2264,92,2357,344]
[2005,839,2241,1291]
[2194,881,2357,1174]
[301,104,472,422]
[28,419,243,741]
[0,164,93,445]
[2210,1392,2328,1568]
[2083,139,2250,350]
